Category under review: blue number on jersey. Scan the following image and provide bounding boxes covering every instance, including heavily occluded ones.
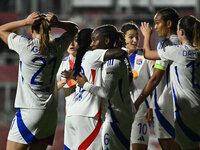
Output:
[186,61,200,89]
[31,56,57,85]
[75,66,86,101]
[107,59,114,66]
[138,123,147,135]
[104,133,110,147]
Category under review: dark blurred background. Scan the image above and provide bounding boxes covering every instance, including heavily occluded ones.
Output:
[0,0,199,149]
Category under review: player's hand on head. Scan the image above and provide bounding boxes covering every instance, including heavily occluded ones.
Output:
[76,72,88,88]
[25,12,41,26]
[140,22,152,37]
[46,12,58,24]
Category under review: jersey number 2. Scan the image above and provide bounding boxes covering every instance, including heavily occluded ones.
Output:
[31,57,57,85]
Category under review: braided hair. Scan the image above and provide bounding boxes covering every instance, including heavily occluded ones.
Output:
[73,28,93,77]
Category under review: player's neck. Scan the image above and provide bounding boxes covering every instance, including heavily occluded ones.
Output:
[70,54,76,63]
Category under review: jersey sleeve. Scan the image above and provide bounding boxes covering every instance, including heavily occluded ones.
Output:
[8,33,29,55]
[157,45,180,62]
[84,49,107,68]
[154,59,169,71]
[83,59,120,99]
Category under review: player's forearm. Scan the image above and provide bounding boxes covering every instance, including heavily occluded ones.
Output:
[51,21,78,36]
[135,75,160,110]
[57,79,67,90]
[0,19,27,33]
[104,48,127,61]
[143,36,160,60]
[0,19,27,44]
[83,82,109,99]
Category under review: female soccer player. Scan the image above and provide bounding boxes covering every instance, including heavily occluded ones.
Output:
[57,28,94,150]
[64,25,127,149]
[0,12,78,150]
[121,21,153,150]
[136,8,180,150]
[136,15,200,150]
[77,24,135,150]
[57,34,78,149]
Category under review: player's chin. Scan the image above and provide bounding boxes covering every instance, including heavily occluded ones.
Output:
[130,45,137,50]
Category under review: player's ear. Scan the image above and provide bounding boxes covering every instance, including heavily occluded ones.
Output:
[180,29,184,36]
[166,20,172,29]
[105,37,110,46]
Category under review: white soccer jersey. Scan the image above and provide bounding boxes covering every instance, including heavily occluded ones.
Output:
[67,49,107,117]
[8,32,73,109]
[153,35,179,110]
[158,43,200,146]
[83,58,134,122]
[129,49,153,115]
[57,55,76,110]
[158,44,200,110]
[83,58,135,149]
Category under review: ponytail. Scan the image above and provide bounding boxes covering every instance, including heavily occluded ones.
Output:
[39,20,51,55]
[179,15,200,50]
[193,20,200,50]
[73,28,93,77]
[32,16,51,55]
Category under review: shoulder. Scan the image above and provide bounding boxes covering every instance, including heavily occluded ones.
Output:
[163,35,179,48]
[136,48,144,56]
[62,55,70,61]
[9,33,31,42]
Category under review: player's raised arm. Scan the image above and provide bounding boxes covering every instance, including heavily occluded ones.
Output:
[46,12,78,37]
[140,22,160,60]
[0,12,41,44]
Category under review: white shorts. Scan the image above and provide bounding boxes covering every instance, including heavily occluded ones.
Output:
[102,120,132,150]
[153,108,175,139]
[8,108,57,145]
[64,116,102,150]
[174,107,200,149]
[131,115,150,145]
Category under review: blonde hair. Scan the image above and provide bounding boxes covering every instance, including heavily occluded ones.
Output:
[32,17,51,55]
[179,15,200,50]
[193,20,200,50]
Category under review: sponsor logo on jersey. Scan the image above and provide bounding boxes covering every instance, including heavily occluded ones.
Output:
[136,59,142,65]
[137,136,145,141]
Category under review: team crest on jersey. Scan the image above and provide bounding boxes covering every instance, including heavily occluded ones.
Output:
[136,59,142,65]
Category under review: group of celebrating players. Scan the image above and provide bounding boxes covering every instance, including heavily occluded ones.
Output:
[0,7,200,150]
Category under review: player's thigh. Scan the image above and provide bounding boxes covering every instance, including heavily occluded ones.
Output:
[153,109,175,139]
[131,116,150,146]
[6,140,28,150]
[102,121,131,150]
[65,116,102,150]
[7,108,57,146]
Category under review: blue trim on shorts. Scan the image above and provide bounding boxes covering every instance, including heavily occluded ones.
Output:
[108,100,130,149]
[172,84,200,141]
[16,109,37,144]
[154,89,175,138]
[64,144,70,150]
